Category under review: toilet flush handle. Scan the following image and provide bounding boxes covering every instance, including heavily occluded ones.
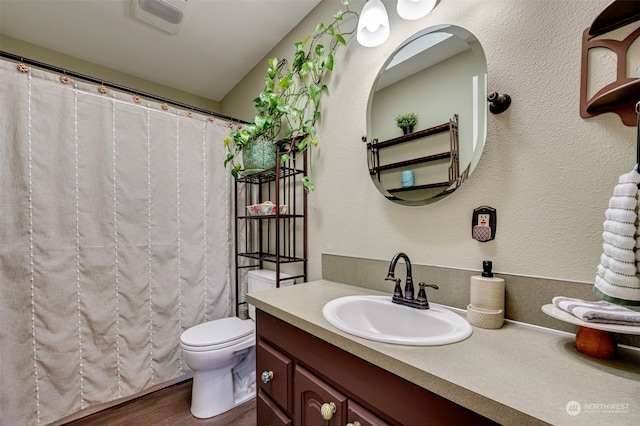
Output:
[261,370,274,384]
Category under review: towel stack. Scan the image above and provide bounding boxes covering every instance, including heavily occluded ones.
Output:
[553,296,640,326]
[593,166,640,306]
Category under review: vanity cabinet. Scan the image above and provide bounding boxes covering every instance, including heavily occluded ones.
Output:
[256,309,497,426]
[295,365,348,425]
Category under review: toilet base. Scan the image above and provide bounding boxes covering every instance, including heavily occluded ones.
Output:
[190,368,256,419]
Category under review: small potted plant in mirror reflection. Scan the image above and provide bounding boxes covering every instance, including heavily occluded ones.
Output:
[395,112,418,135]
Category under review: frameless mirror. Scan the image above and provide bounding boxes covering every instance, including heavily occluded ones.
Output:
[366,25,487,205]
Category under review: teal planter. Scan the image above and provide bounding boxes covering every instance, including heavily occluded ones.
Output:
[243,139,277,174]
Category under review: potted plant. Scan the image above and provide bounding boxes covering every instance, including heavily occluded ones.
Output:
[224,0,358,192]
[395,112,419,135]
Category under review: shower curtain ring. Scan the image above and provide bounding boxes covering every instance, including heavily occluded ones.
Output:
[59,70,70,85]
[17,57,29,73]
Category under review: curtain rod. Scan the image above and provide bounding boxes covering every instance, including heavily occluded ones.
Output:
[0,50,249,124]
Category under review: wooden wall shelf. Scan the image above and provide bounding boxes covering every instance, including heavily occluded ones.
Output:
[580,1,640,126]
[367,114,460,195]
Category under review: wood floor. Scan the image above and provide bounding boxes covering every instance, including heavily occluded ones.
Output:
[63,380,256,426]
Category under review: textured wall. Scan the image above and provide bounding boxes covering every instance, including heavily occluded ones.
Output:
[221,0,638,286]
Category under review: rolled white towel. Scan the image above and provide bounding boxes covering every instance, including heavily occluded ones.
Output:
[603,220,636,237]
[607,195,637,210]
[553,296,640,326]
[594,165,640,306]
[602,242,636,263]
[603,231,636,249]
[618,168,640,185]
[612,182,639,196]
[605,208,636,224]
[595,276,640,305]
[597,264,640,288]
[599,253,637,276]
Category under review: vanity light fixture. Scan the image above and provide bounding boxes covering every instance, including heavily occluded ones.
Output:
[130,0,188,35]
[357,0,391,47]
[397,0,437,20]
[358,0,439,47]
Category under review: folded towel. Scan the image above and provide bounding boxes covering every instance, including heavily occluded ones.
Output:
[593,166,640,306]
[553,296,640,326]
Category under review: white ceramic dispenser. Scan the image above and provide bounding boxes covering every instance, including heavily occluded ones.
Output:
[467,260,505,329]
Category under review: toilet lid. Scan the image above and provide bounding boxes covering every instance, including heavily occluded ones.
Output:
[181,317,254,348]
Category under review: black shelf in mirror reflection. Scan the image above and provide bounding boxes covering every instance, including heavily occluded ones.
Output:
[237,252,306,263]
[370,152,451,174]
[387,181,450,193]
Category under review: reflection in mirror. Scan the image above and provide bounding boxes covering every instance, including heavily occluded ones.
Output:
[366,25,487,205]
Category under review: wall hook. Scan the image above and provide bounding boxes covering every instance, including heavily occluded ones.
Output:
[487,92,512,114]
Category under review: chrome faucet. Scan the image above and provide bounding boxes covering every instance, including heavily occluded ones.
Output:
[385,252,438,310]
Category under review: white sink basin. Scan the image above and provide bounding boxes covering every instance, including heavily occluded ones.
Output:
[322,295,472,346]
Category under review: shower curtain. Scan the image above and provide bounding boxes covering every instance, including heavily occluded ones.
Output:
[0,60,233,425]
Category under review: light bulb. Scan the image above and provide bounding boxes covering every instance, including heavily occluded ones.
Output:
[357,0,390,47]
[366,22,381,32]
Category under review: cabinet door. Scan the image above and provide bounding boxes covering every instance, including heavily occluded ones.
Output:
[348,400,390,426]
[295,365,347,426]
[257,340,293,414]
[257,390,292,426]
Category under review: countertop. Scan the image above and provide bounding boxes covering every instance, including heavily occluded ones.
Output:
[247,280,640,425]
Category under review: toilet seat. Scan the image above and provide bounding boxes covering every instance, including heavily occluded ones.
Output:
[180,317,254,352]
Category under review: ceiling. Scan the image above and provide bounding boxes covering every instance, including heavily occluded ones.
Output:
[0,0,322,102]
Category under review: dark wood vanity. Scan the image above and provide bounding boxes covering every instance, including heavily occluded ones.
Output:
[255,310,496,426]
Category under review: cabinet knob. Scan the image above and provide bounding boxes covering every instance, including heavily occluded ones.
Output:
[320,402,336,420]
[346,422,362,426]
[261,370,274,384]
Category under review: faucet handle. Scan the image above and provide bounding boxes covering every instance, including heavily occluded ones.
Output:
[416,282,439,306]
[386,276,403,298]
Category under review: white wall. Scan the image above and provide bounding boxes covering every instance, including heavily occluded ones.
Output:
[221,0,638,284]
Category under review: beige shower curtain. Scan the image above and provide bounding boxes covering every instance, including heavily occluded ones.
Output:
[0,60,233,425]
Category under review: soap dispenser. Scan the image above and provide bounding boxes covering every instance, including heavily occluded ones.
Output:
[467,260,505,329]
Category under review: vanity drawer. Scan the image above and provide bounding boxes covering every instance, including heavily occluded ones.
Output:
[257,389,292,426]
[256,340,293,414]
[294,364,347,426]
[348,400,390,426]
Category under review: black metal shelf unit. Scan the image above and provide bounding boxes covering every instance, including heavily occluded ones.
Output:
[234,143,307,314]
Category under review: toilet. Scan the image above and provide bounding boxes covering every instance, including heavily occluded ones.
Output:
[180,316,255,418]
[179,269,293,419]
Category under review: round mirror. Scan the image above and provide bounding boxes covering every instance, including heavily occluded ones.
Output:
[366,25,487,206]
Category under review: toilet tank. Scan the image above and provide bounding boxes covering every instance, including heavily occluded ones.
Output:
[247,270,294,320]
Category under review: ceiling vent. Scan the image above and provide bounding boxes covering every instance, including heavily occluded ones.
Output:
[130,0,188,35]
